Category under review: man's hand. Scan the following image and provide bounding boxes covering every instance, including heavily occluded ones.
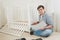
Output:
[32,22,37,25]
[45,25,53,29]
[32,21,39,25]
[40,25,53,30]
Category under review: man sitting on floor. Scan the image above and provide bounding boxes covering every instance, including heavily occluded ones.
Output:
[30,5,53,37]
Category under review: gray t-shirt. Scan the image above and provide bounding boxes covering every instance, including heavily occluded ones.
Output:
[39,13,53,27]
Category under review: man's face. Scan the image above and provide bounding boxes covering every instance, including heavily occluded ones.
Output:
[38,7,44,15]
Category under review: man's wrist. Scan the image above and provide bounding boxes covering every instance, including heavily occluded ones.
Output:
[44,27,48,29]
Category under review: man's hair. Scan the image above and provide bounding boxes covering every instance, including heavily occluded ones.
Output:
[37,5,44,10]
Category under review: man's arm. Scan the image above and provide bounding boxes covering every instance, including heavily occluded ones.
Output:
[45,25,53,29]
[39,25,53,30]
[45,14,53,29]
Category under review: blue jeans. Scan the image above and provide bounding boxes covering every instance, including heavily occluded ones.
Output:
[33,29,53,37]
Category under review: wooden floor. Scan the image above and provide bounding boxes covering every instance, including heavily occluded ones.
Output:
[0,32,20,40]
[0,32,60,40]
[0,32,41,40]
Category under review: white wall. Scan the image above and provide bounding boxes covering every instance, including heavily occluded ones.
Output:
[53,0,60,32]
[46,0,54,15]
[2,0,29,21]
[0,0,7,28]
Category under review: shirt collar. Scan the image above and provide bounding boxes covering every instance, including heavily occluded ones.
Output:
[39,12,46,17]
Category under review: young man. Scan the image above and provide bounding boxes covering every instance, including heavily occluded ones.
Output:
[30,5,53,37]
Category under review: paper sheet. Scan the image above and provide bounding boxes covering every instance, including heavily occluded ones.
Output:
[32,21,47,30]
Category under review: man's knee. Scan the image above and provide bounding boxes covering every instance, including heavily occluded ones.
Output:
[34,30,42,36]
[40,29,52,37]
[45,29,52,33]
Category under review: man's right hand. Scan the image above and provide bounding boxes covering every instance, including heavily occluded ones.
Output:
[32,21,39,25]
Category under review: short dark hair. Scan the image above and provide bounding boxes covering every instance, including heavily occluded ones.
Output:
[37,5,44,10]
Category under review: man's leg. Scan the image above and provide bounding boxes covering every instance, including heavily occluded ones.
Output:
[39,29,53,37]
[34,29,53,37]
[34,30,43,36]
